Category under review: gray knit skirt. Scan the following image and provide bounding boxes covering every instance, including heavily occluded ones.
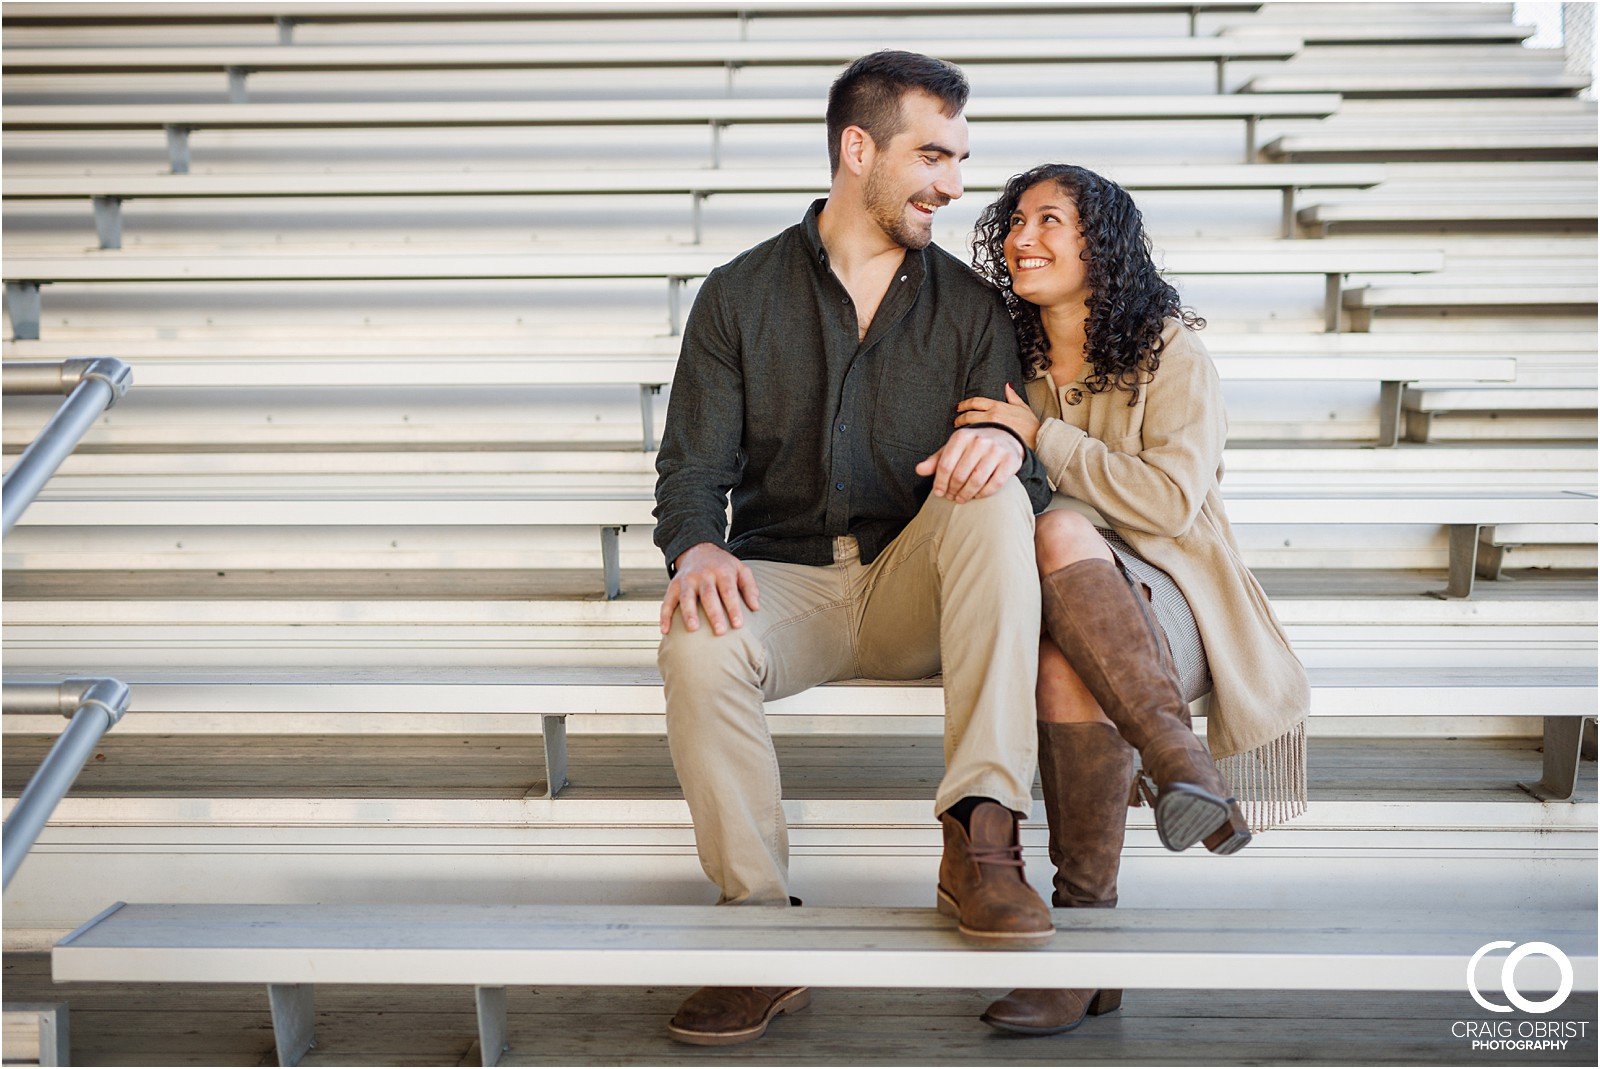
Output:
[1098,527,1213,705]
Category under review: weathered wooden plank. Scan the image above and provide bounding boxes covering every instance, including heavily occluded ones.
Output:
[52,903,1596,992]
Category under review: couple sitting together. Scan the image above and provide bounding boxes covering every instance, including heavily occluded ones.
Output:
[651,49,1311,1045]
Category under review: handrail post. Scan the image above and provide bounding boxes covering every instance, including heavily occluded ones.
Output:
[2,357,132,536]
[2,678,130,890]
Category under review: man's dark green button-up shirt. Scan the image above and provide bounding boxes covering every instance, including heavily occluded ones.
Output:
[654,199,1052,573]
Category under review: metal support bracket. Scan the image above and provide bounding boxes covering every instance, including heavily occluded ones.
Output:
[667,276,685,335]
[639,383,662,452]
[1431,523,1484,600]
[1187,5,1200,36]
[1215,58,1227,95]
[690,191,708,244]
[1323,273,1344,333]
[93,196,124,249]
[541,715,569,798]
[475,987,509,1066]
[1376,380,1403,447]
[1518,716,1598,802]
[1243,115,1258,162]
[600,526,623,600]
[227,67,251,104]
[709,121,725,169]
[5,281,41,341]
[165,125,192,174]
[276,16,295,45]
[1280,187,1298,239]
[267,983,315,1067]
[1403,408,1435,443]
[1476,536,1508,582]
[1,1002,69,1066]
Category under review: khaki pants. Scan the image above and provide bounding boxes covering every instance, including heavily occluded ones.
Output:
[658,480,1041,906]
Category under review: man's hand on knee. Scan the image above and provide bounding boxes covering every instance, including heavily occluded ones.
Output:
[916,427,1024,504]
[661,543,761,636]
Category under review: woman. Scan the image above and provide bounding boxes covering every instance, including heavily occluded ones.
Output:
[956,164,1311,1035]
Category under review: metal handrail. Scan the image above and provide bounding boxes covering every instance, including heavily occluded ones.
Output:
[2,357,132,536]
[2,678,130,889]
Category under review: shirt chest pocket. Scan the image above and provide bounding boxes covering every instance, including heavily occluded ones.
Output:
[872,356,959,456]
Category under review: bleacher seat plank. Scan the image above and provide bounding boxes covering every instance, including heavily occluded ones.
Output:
[0,163,1385,203]
[1405,387,1598,413]
[1299,200,1598,229]
[17,490,1591,527]
[1,163,1388,246]
[8,328,1583,361]
[53,902,1596,991]
[6,245,1437,280]
[1218,21,1534,44]
[1343,284,1599,309]
[0,37,1306,75]
[1264,129,1598,159]
[1,95,1342,132]
[1244,71,1590,97]
[4,665,1592,736]
[38,354,1509,390]
[0,245,1444,338]
[1,2,1266,26]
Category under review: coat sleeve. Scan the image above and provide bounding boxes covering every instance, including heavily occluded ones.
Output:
[652,268,745,574]
[1032,330,1226,539]
[963,296,1053,515]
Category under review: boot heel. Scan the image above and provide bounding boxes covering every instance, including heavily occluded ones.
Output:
[1202,801,1252,855]
[1088,989,1122,1016]
[935,886,960,920]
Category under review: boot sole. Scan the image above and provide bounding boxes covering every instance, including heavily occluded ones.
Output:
[1154,783,1233,852]
[935,887,1055,948]
[665,988,811,1046]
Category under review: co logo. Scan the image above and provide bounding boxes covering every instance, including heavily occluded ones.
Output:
[1468,941,1573,1014]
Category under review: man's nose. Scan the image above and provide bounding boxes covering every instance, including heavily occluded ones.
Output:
[935,163,963,202]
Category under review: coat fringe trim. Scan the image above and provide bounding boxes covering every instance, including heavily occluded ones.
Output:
[1214,719,1307,833]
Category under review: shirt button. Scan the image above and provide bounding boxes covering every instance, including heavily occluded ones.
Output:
[838,423,847,432]
[899,275,907,282]
[835,482,845,491]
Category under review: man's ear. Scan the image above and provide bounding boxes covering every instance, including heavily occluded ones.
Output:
[838,124,875,178]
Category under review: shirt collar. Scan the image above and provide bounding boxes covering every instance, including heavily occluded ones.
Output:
[800,197,928,288]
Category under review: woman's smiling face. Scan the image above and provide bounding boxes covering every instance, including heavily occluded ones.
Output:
[1002,181,1090,309]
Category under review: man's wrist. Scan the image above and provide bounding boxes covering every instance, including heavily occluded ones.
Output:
[968,422,1028,458]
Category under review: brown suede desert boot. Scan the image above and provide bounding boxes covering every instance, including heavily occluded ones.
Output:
[936,801,1055,948]
[666,985,811,1046]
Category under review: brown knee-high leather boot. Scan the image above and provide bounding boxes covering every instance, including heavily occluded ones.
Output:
[1041,558,1249,854]
[982,720,1133,1035]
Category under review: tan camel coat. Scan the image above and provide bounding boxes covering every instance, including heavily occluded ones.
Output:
[1024,318,1311,827]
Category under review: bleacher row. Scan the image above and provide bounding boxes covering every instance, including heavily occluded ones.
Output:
[2,2,1596,1065]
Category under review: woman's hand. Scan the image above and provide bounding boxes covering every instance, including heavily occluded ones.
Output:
[955,384,1041,451]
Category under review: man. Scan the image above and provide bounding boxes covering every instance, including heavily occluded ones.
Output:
[654,50,1054,1046]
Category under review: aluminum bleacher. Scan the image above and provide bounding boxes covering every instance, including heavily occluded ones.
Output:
[2,1,1595,1065]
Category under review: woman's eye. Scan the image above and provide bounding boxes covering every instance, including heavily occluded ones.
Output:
[1043,213,1060,224]
[1008,216,1023,227]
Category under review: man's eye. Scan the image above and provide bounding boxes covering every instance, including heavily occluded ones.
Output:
[921,155,939,165]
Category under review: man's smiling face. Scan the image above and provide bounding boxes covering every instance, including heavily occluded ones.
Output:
[861,90,969,250]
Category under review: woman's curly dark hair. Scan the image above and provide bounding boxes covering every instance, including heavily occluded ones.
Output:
[972,163,1204,404]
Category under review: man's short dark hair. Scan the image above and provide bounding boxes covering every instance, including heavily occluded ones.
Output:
[826,50,969,176]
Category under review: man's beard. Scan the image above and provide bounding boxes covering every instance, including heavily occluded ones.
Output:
[864,164,934,250]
